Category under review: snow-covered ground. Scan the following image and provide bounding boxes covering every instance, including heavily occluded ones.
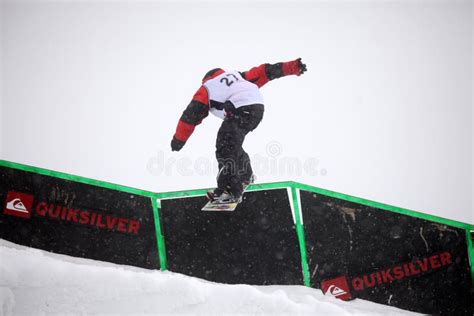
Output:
[0,239,420,315]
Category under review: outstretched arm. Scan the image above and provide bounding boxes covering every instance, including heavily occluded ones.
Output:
[240,58,307,88]
[171,86,209,151]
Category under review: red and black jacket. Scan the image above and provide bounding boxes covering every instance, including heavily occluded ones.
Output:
[173,59,305,144]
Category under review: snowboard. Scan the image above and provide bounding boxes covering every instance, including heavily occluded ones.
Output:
[201,183,251,212]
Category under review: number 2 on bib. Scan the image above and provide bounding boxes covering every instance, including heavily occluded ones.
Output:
[220,74,239,87]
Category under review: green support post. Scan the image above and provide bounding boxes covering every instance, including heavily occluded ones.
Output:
[151,197,167,271]
[465,228,474,285]
[290,186,311,287]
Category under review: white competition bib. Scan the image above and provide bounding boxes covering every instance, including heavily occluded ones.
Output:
[203,71,264,119]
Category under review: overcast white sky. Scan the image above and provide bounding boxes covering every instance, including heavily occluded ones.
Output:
[1,0,472,223]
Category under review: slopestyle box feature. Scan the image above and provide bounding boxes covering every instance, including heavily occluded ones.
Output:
[0,165,160,269]
[159,189,304,285]
[300,191,472,315]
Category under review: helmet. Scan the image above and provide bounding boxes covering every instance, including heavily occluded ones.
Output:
[202,68,225,83]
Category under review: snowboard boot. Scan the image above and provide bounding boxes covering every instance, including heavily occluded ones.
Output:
[212,191,241,204]
[206,188,223,201]
[206,185,232,201]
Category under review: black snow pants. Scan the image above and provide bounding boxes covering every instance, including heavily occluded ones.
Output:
[215,104,264,197]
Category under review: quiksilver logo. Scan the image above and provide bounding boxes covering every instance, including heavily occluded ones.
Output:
[321,276,352,301]
[3,190,141,235]
[327,285,347,297]
[3,191,34,219]
[321,251,454,302]
[6,198,28,213]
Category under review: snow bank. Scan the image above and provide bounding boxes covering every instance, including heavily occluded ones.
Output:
[0,239,420,315]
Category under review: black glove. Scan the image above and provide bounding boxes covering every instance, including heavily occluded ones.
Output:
[171,137,185,152]
[297,58,307,75]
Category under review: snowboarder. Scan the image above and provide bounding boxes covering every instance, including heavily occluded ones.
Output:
[171,58,307,204]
